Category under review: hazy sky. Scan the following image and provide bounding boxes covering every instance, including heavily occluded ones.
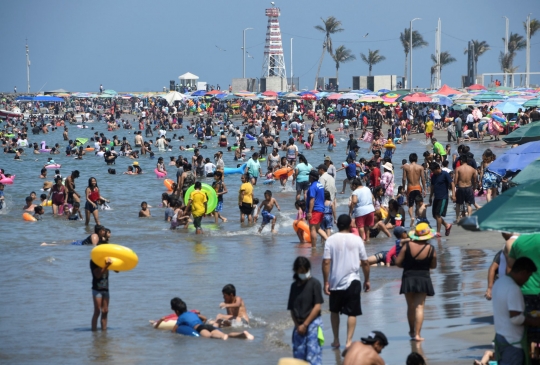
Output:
[1,0,539,93]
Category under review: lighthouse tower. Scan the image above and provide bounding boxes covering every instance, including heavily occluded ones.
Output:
[261,5,287,90]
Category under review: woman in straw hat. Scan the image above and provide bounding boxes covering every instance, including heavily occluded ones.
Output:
[395,223,437,342]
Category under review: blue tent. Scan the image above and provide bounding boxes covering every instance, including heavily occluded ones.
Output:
[33,96,64,102]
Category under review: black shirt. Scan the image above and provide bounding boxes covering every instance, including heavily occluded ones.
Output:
[287,277,324,323]
[430,171,452,200]
[90,260,109,291]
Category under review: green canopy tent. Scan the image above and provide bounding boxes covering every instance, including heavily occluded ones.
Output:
[502,121,540,145]
[510,158,540,186]
[523,97,540,108]
[459,179,540,234]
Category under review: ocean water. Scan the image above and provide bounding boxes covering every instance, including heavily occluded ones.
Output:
[0,117,500,364]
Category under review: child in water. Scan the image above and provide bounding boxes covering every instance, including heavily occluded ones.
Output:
[396,186,406,206]
[69,202,83,220]
[33,206,44,220]
[156,297,253,340]
[294,199,307,244]
[208,284,250,327]
[255,190,281,234]
[139,201,151,217]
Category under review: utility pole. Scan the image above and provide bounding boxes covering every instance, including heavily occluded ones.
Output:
[526,13,532,87]
[290,38,293,90]
[26,39,31,93]
[503,16,509,87]
[433,18,441,89]
[409,18,421,91]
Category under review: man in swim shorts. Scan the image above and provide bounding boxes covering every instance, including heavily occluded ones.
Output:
[65,170,80,204]
[402,153,426,226]
[452,154,477,221]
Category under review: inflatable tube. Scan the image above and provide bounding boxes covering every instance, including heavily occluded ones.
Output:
[23,212,37,222]
[164,179,174,191]
[150,312,200,336]
[184,183,218,214]
[77,125,89,129]
[0,174,15,184]
[90,244,139,272]
[258,158,266,161]
[492,114,506,124]
[273,167,294,180]
[85,147,95,152]
[40,149,51,153]
[5,134,15,138]
[380,207,388,220]
[45,164,61,169]
[76,138,88,145]
[42,200,52,207]
[293,220,311,242]
[263,179,274,185]
[231,146,239,150]
[154,168,167,178]
[223,163,247,175]
[246,134,256,141]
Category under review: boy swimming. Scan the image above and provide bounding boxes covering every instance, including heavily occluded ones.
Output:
[255,190,281,233]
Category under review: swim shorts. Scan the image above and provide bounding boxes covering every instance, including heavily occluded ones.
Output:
[85,201,97,213]
[239,202,253,215]
[196,324,217,333]
[215,201,223,213]
[193,216,203,229]
[92,290,109,298]
[456,186,475,205]
[408,189,422,208]
[329,280,362,316]
[432,198,448,217]
[261,210,275,224]
[309,211,323,225]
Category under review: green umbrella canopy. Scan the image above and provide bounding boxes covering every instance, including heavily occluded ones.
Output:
[511,158,540,185]
[502,121,540,145]
[523,97,540,108]
[472,92,506,102]
[459,179,540,234]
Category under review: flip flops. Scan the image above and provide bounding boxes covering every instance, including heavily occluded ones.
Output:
[445,223,452,236]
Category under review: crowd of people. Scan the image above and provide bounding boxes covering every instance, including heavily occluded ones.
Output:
[2,91,540,365]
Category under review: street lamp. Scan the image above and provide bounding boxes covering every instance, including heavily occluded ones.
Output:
[503,16,509,86]
[409,18,421,91]
[243,27,253,78]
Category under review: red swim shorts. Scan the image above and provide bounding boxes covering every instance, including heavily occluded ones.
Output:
[309,211,324,225]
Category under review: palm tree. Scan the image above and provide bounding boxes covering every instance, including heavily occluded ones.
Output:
[463,40,490,72]
[359,49,386,76]
[430,51,456,81]
[499,51,519,86]
[314,16,344,89]
[501,32,526,84]
[523,18,540,39]
[330,45,356,87]
[400,28,428,88]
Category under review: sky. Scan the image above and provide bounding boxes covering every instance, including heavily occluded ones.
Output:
[1,0,539,93]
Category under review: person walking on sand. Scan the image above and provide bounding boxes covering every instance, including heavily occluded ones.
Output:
[395,223,437,341]
[402,153,426,225]
[323,214,370,350]
[452,154,478,221]
[428,162,453,237]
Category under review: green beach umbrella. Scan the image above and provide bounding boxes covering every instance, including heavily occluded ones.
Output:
[523,97,540,108]
[511,158,540,186]
[472,92,506,102]
[459,179,540,234]
[502,121,540,145]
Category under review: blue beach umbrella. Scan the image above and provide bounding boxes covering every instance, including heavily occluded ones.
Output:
[487,141,540,176]
[191,90,206,97]
[494,101,521,114]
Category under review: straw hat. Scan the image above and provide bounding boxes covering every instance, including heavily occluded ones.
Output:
[408,223,436,241]
[382,162,393,171]
[383,139,396,149]
[42,181,53,190]
[133,161,139,166]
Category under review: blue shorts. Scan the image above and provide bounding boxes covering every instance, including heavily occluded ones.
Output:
[92,290,109,299]
[249,174,258,183]
[215,201,223,213]
[261,210,275,224]
[320,215,333,230]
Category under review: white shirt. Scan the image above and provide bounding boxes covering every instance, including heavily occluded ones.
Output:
[352,187,375,217]
[16,139,28,147]
[492,275,525,347]
[204,163,216,175]
[466,113,474,123]
[319,172,336,201]
[323,233,368,290]
[94,141,101,149]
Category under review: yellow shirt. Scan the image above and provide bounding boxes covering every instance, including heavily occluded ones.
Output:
[240,182,253,204]
[190,190,207,217]
[425,120,434,133]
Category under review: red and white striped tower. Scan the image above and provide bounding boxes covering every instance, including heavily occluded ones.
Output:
[261,5,287,81]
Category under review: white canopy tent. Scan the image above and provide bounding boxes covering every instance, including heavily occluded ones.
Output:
[178,72,199,87]
[161,91,187,105]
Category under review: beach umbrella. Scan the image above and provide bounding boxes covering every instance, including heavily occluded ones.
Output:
[191,90,206,97]
[506,97,527,105]
[327,93,342,100]
[523,97,540,108]
[298,91,315,96]
[282,92,300,100]
[510,158,540,186]
[301,93,318,100]
[262,90,278,97]
[222,94,238,101]
[430,95,453,106]
[502,121,540,145]
[206,90,222,95]
[377,89,391,93]
[493,101,521,114]
[435,84,462,96]
[161,91,187,105]
[459,179,540,234]
[403,93,431,102]
[102,89,117,95]
[467,84,487,91]
[488,141,540,176]
[351,89,372,94]
[472,92,506,102]
[358,95,383,103]
[316,92,330,98]
[339,92,361,100]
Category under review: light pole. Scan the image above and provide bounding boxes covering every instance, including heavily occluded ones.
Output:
[409,18,421,91]
[243,27,253,78]
[26,39,31,93]
[526,13,532,87]
[503,16,509,86]
[290,38,293,90]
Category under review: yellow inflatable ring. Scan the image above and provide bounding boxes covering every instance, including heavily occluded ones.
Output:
[91,244,139,272]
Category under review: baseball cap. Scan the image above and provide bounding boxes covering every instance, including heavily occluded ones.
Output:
[360,331,388,347]
[393,226,407,238]
[309,170,319,179]
[317,164,327,171]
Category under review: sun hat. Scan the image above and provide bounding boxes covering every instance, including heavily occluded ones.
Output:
[133,161,139,166]
[324,156,332,162]
[360,331,389,347]
[382,162,393,171]
[383,139,396,149]
[408,222,436,241]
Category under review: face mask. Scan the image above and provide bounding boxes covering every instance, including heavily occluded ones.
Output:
[298,270,311,280]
